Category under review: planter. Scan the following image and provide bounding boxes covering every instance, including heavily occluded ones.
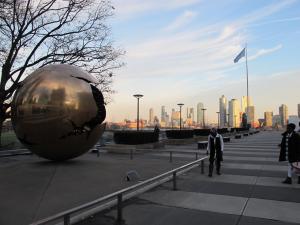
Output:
[165,130,194,139]
[113,131,159,145]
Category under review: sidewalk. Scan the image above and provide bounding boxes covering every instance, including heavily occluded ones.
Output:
[76,131,300,225]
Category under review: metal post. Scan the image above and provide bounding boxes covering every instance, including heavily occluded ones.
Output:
[173,171,177,190]
[133,94,143,131]
[195,153,198,160]
[201,108,207,128]
[169,151,172,163]
[64,215,70,225]
[177,103,184,130]
[201,160,204,174]
[117,194,123,224]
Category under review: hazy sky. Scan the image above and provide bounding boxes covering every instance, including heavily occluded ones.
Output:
[106,0,300,123]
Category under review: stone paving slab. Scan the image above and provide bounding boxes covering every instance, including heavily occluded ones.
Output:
[244,198,300,224]
[140,190,248,215]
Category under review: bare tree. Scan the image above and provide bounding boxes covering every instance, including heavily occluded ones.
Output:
[0,0,124,146]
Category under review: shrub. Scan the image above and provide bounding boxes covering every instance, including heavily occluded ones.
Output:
[166,130,194,139]
[113,131,159,145]
[194,129,210,136]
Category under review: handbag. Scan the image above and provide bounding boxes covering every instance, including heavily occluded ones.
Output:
[292,162,300,175]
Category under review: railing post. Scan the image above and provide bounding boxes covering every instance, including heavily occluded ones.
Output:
[64,214,70,225]
[117,193,123,224]
[169,151,172,163]
[130,149,133,160]
[172,171,177,190]
[201,160,204,174]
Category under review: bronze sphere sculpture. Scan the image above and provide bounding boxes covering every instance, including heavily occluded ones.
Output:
[11,64,106,161]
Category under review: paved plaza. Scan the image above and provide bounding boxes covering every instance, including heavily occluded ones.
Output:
[1,131,300,225]
[77,131,300,225]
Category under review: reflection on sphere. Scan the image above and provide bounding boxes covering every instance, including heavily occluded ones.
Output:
[11,64,106,161]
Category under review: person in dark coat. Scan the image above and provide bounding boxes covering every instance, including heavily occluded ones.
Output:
[207,128,224,177]
[279,123,300,184]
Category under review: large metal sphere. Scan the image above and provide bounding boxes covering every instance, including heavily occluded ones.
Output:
[11,64,106,161]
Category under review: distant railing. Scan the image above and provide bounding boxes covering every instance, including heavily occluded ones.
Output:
[30,156,208,225]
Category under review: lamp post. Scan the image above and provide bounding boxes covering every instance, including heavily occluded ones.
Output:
[216,111,220,128]
[177,103,184,130]
[226,113,230,127]
[201,108,207,128]
[133,94,143,131]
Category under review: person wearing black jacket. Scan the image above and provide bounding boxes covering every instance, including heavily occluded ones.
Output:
[207,128,224,177]
[279,123,300,184]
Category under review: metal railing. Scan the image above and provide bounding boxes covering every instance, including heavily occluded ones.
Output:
[30,155,208,225]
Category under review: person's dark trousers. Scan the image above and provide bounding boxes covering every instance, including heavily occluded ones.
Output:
[209,160,214,177]
[215,160,221,175]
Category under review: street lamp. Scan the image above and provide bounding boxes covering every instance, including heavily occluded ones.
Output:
[201,108,207,128]
[177,103,184,130]
[226,113,230,127]
[133,94,143,131]
[216,111,220,128]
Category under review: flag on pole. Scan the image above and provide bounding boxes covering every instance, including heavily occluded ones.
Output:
[234,48,246,63]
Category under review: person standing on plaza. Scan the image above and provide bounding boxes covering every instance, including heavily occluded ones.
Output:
[279,123,300,184]
[207,128,224,177]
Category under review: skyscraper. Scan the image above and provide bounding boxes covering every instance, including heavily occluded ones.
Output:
[197,102,204,126]
[279,104,288,127]
[161,106,166,123]
[229,99,240,127]
[298,104,300,118]
[264,111,273,127]
[149,108,154,125]
[247,106,255,126]
[219,95,227,128]
[241,96,253,112]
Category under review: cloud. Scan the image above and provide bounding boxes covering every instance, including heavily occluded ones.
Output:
[112,0,201,19]
[164,10,198,32]
[248,44,283,61]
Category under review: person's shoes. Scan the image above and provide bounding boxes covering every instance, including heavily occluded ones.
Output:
[216,171,221,175]
[282,177,292,184]
[208,173,212,177]
[298,177,300,184]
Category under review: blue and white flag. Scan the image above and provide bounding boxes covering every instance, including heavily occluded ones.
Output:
[234,48,246,63]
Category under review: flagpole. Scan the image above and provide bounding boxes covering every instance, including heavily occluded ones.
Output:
[245,43,249,125]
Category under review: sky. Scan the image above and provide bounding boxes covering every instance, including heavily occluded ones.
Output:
[106,0,300,123]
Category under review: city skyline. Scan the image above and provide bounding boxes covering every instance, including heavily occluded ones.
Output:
[106,0,300,122]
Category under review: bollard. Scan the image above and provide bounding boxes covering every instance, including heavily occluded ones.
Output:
[130,149,133,160]
[201,160,204,174]
[117,194,123,224]
[64,214,70,225]
[97,149,100,157]
[173,171,177,190]
[169,151,173,163]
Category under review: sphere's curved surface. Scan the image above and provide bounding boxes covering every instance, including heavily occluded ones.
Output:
[11,64,106,161]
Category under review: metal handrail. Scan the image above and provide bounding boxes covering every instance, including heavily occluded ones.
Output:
[30,155,208,225]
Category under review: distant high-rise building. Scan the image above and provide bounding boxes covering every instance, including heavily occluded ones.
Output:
[219,95,227,127]
[241,96,253,113]
[272,115,281,127]
[161,106,166,123]
[149,108,154,125]
[264,111,273,127]
[298,104,300,118]
[229,99,240,127]
[247,106,255,126]
[279,104,288,127]
[197,102,204,126]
